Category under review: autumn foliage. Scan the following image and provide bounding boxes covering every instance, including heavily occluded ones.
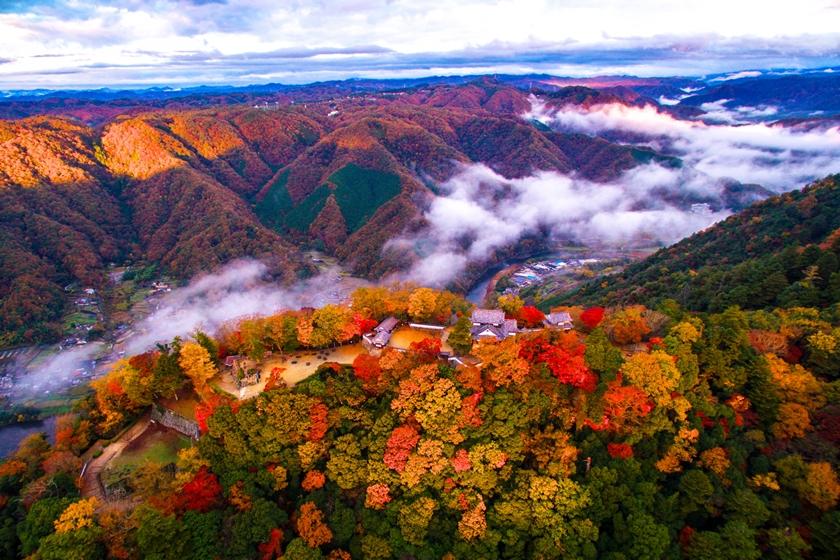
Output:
[580,306,605,329]
[607,442,634,459]
[519,333,597,391]
[176,467,222,513]
[296,502,333,547]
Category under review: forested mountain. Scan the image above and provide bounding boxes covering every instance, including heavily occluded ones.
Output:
[0,80,700,343]
[552,175,840,311]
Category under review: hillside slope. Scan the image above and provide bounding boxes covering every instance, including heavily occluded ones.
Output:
[550,175,840,312]
[0,118,131,341]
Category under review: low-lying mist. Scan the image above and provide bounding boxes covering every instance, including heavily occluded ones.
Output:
[10,343,104,400]
[123,260,365,355]
[388,162,730,286]
[525,95,840,191]
[389,96,840,286]
[6,261,366,403]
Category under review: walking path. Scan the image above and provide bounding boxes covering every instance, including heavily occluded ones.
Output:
[80,411,151,501]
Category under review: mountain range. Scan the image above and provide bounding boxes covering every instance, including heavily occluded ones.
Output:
[1,71,838,343]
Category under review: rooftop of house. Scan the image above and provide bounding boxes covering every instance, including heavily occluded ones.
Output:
[371,330,393,347]
[376,316,399,333]
[471,308,505,325]
[471,317,518,340]
[545,311,573,325]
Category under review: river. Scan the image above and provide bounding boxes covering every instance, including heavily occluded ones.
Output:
[0,416,56,458]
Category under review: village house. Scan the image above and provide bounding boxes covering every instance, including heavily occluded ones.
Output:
[470,309,518,342]
[363,316,399,349]
[544,311,574,331]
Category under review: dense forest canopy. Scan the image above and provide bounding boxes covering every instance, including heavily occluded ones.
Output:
[1,283,839,559]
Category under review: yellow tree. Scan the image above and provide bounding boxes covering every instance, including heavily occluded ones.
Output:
[621,350,682,407]
[765,354,824,409]
[178,342,217,393]
[801,462,840,511]
[54,497,99,533]
[772,403,812,440]
[408,287,440,323]
[603,306,651,345]
[474,337,529,390]
[311,304,352,346]
[458,497,488,541]
[497,294,524,317]
[296,502,333,547]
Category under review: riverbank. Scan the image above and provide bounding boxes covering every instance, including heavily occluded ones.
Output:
[0,416,56,458]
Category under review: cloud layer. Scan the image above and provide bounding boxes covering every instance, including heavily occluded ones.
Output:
[394,97,840,286]
[390,163,731,286]
[123,260,364,354]
[526,97,840,191]
[9,260,365,400]
[1,1,839,87]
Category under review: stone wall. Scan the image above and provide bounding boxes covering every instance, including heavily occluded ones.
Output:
[151,405,200,439]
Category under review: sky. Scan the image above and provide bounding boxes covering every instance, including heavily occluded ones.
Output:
[1,0,839,88]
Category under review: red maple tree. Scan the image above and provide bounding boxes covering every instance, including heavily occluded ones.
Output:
[607,442,634,459]
[518,306,546,327]
[580,307,605,330]
[307,402,329,442]
[177,467,222,512]
[352,353,381,385]
[384,425,420,472]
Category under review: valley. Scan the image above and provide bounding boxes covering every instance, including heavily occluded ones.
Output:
[4,72,838,352]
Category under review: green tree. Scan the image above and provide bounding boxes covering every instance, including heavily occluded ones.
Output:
[810,510,840,560]
[182,510,222,560]
[625,512,669,560]
[725,489,769,528]
[679,470,714,516]
[17,496,73,556]
[38,526,104,560]
[584,328,623,379]
[133,506,187,560]
[448,316,474,355]
[767,527,810,560]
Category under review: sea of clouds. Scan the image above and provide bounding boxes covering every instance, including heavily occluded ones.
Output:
[122,260,365,355]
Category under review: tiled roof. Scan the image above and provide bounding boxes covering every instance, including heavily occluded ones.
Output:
[546,311,572,325]
[471,324,504,339]
[372,330,392,347]
[376,316,399,333]
[471,309,505,325]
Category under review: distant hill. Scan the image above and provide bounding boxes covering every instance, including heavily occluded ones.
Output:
[678,72,840,117]
[548,175,840,312]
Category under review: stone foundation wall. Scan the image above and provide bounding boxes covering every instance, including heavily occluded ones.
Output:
[151,405,200,439]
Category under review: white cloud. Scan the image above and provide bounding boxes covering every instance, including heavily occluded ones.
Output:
[11,343,104,400]
[708,70,763,81]
[394,95,840,286]
[391,162,732,286]
[527,96,840,190]
[123,260,365,354]
[0,1,839,86]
